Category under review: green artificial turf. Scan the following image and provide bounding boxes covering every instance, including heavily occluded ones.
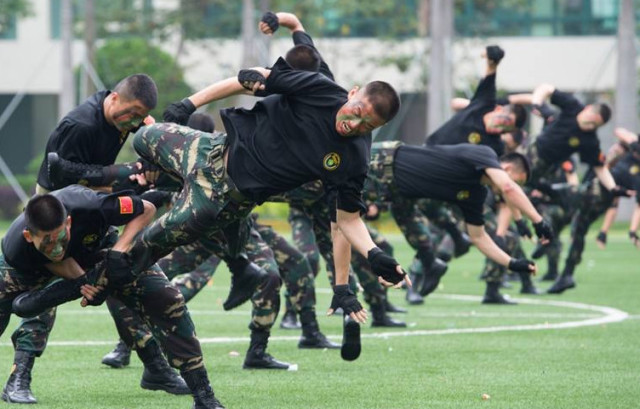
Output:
[0,228,639,409]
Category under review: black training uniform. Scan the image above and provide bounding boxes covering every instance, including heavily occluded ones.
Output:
[36,90,127,190]
[426,73,504,156]
[394,144,501,226]
[531,90,604,180]
[222,57,370,214]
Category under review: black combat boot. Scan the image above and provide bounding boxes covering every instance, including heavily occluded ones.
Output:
[223,258,266,311]
[279,308,301,330]
[418,258,448,297]
[539,266,559,282]
[370,303,406,328]
[482,281,517,305]
[547,274,576,294]
[1,350,37,404]
[101,339,131,368]
[298,311,340,349]
[137,341,190,395]
[518,271,541,295]
[181,367,225,409]
[384,298,407,314]
[243,330,294,370]
[405,273,424,305]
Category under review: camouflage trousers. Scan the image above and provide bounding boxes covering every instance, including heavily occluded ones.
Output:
[0,257,203,372]
[562,180,614,277]
[130,123,255,274]
[391,196,437,278]
[536,202,572,276]
[287,201,385,304]
[480,204,526,283]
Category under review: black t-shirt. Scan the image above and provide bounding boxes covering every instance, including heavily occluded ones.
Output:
[426,74,504,155]
[534,90,604,167]
[222,57,370,213]
[1,185,143,273]
[611,153,640,205]
[394,144,501,225]
[37,90,128,190]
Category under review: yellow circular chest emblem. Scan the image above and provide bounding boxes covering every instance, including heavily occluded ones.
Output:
[568,137,580,147]
[468,132,482,144]
[82,234,98,246]
[456,190,470,200]
[630,165,639,175]
[323,152,341,171]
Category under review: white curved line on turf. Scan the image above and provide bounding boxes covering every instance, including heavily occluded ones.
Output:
[0,294,628,347]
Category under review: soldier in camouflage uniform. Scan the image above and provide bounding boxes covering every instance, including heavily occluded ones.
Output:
[0,186,216,406]
[363,141,555,305]
[547,134,640,294]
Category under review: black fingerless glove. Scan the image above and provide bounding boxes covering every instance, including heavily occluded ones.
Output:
[261,11,279,33]
[515,219,532,239]
[486,45,505,64]
[105,250,135,287]
[330,285,363,315]
[508,258,534,273]
[596,231,607,244]
[163,98,196,125]
[238,69,267,91]
[533,220,554,241]
[367,247,405,285]
[611,186,631,197]
[630,231,639,245]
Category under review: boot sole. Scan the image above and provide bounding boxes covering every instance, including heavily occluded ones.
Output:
[340,317,361,361]
[140,380,191,395]
[101,359,130,369]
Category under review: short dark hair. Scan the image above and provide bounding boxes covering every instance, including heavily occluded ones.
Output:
[113,73,158,110]
[594,103,611,124]
[500,152,531,182]
[285,44,321,72]
[511,104,527,128]
[24,194,67,234]
[363,81,401,123]
[187,113,215,132]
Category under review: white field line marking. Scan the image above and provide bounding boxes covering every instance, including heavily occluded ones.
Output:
[0,294,628,347]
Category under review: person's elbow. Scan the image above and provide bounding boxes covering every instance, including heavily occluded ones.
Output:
[141,199,157,222]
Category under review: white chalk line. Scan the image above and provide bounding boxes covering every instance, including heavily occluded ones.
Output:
[0,293,628,348]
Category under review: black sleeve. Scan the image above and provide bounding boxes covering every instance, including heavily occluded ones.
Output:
[471,73,496,103]
[53,120,94,162]
[496,97,509,106]
[579,145,605,168]
[325,179,366,222]
[457,187,488,226]
[550,90,583,115]
[255,57,340,101]
[291,31,334,80]
[99,192,145,226]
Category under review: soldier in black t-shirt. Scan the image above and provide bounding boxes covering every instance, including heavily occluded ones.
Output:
[547,134,640,294]
[0,186,224,408]
[426,45,527,156]
[527,83,627,198]
[37,74,158,194]
[129,33,406,336]
[364,142,554,302]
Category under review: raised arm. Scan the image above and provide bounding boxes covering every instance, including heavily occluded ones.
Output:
[531,83,556,106]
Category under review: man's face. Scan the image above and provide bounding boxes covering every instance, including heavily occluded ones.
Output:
[335,88,386,137]
[106,93,150,132]
[502,163,527,186]
[485,106,516,134]
[577,106,603,131]
[23,217,71,262]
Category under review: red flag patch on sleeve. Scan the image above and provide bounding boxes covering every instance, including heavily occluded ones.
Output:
[118,196,134,214]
